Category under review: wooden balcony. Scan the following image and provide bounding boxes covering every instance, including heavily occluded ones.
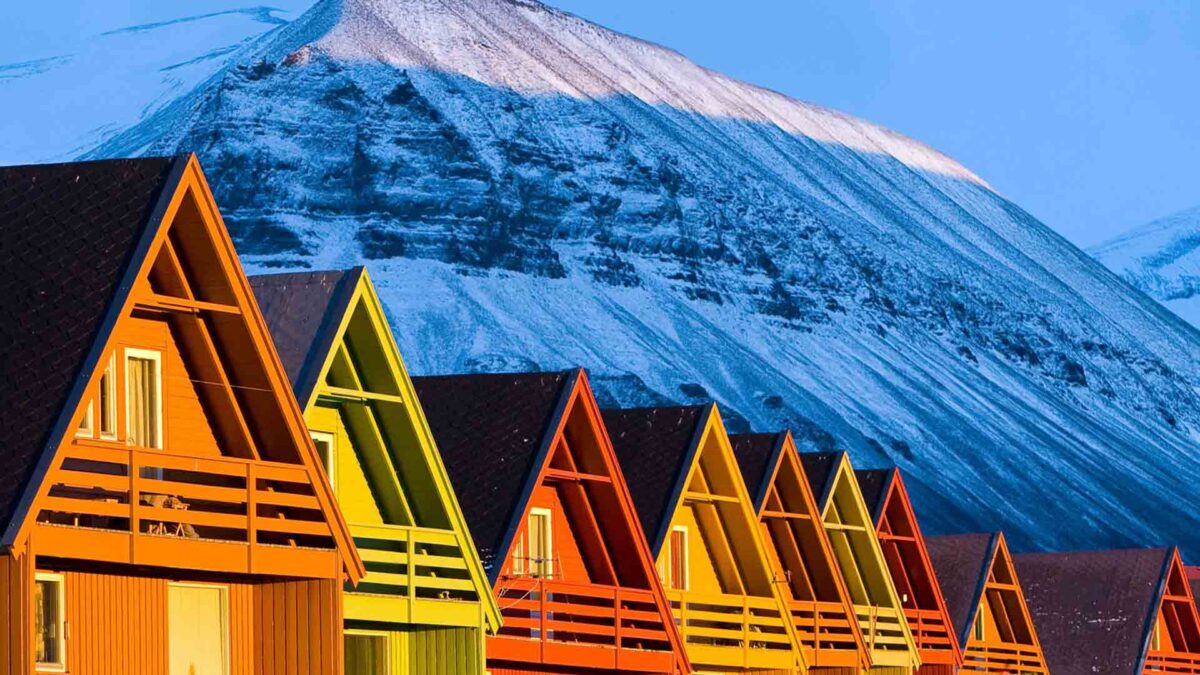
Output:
[346,523,483,628]
[34,441,339,578]
[492,577,676,672]
[906,607,957,664]
[856,604,913,667]
[1144,651,1200,674]
[666,589,795,670]
[961,641,1048,674]
[788,599,863,667]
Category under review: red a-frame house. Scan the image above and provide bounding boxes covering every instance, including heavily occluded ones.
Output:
[411,370,689,674]
[856,468,962,674]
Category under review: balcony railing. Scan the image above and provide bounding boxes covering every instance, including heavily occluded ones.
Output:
[667,589,795,670]
[34,442,338,577]
[1144,651,1200,674]
[493,577,676,672]
[855,605,911,655]
[906,607,957,660]
[962,642,1048,674]
[788,599,863,667]
[352,523,479,601]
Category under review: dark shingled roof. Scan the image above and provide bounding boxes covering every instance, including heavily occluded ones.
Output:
[411,371,573,578]
[926,533,997,645]
[798,451,843,508]
[1190,567,1200,612]
[729,432,784,510]
[602,405,707,552]
[1014,548,1170,675]
[248,268,362,402]
[854,468,892,524]
[0,156,183,538]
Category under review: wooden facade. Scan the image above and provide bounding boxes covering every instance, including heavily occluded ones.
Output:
[927,533,1047,675]
[856,469,961,675]
[413,370,689,674]
[605,405,802,674]
[799,453,921,674]
[250,268,501,674]
[732,432,870,673]
[0,156,362,674]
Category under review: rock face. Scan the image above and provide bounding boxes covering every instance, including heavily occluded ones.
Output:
[91,0,1200,555]
[1092,206,1200,329]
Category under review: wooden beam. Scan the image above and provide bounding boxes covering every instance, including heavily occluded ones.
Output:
[317,385,405,406]
[137,293,240,315]
[683,491,739,504]
[176,314,261,461]
[824,522,869,533]
[761,509,812,521]
[544,468,612,484]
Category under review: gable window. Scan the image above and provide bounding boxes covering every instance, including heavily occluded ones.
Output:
[35,573,65,672]
[125,349,162,449]
[98,356,116,439]
[973,607,986,642]
[310,431,336,489]
[527,507,553,578]
[663,526,689,591]
[76,400,93,438]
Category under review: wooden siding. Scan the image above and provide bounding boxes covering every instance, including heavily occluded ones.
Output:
[252,576,344,675]
[0,553,32,675]
[62,570,168,673]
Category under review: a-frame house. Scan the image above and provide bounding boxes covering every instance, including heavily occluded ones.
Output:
[856,469,961,674]
[731,432,870,673]
[799,453,921,674]
[0,156,363,674]
[410,370,689,675]
[1016,547,1200,674]
[604,405,803,674]
[926,533,1048,674]
[249,268,501,674]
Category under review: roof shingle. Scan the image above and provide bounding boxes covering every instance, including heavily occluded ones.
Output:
[798,451,842,508]
[729,432,783,510]
[926,533,997,643]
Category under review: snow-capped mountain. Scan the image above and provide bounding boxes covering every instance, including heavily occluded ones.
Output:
[82,0,1200,556]
[1092,206,1200,328]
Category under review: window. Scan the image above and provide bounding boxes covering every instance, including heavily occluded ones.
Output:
[98,356,116,439]
[664,526,688,590]
[527,507,553,578]
[76,400,93,438]
[125,349,162,449]
[35,573,65,672]
[345,631,388,675]
[973,607,986,642]
[310,431,336,488]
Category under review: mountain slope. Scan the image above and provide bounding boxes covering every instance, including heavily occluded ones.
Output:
[90,0,1200,555]
[1092,206,1200,328]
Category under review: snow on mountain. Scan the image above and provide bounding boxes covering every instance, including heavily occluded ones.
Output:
[1092,206,1200,328]
[0,3,313,164]
[83,0,1200,556]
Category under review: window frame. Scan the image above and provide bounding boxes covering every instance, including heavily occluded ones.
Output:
[34,572,66,673]
[75,399,94,438]
[669,525,689,591]
[309,430,336,490]
[124,348,164,450]
[527,507,554,578]
[345,629,390,674]
[168,582,230,675]
[98,354,117,440]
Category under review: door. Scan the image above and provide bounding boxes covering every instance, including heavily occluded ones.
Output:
[169,583,229,675]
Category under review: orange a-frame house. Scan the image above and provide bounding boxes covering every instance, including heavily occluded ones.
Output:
[0,156,363,674]
[1017,547,1200,674]
[926,533,1048,674]
[411,370,689,675]
[731,432,871,673]
[856,469,961,674]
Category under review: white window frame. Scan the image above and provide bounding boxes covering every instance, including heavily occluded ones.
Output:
[35,572,66,673]
[98,354,117,440]
[310,431,336,489]
[75,400,93,438]
[670,525,689,591]
[168,582,229,675]
[345,629,390,674]
[124,348,163,450]
[528,507,554,579]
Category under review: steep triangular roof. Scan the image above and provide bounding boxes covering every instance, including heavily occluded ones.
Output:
[251,267,500,630]
[858,468,962,667]
[1016,547,1200,675]
[0,155,362,577]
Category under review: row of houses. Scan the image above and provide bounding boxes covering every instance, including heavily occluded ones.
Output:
[1,154,1197,675]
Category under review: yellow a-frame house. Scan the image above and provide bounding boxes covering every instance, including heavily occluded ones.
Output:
[251,268,500,674]
[604,404,803,673]
[800,453,921,674]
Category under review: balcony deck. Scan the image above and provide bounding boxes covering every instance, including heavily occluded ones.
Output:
[667,589,795,671]
[33,442,339,578]
[855,604,913,668]
[1144,651,1200,674]
[961,641,1048,674]
[489,577,676,672]
[906,607,957,665]
[788,599,862,668]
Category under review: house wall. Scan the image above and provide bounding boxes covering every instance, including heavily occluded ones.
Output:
[525,483,590,583]
[0,552,32,675]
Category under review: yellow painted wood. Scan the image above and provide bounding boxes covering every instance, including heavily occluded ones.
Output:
[814,453,921,673]
[297,270,500,660]
[654,405,805,672]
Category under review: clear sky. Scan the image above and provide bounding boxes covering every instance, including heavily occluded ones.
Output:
[552,1,1200,247]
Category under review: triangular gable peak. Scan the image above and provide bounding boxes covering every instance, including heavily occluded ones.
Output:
[931,533,1048,674]
[732,432,869,670]
[606,405,802,672]
[801,452,921,670]
[415,370,688,673]
[1146,550,1200,672]
[862,468,962,669]
[250,268,500,632]
[13,155,361,579]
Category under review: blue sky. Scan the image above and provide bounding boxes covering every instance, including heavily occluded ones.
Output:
[552,1,1200,247]
[4,1,1198,246]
